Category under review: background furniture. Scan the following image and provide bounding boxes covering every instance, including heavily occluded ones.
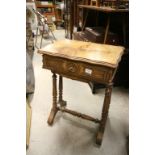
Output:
[32,8,56,48]
[64,0,73,38]
[69,1,129,92]
[35,0,65,28]
[55,0,65,28]
[90,0,100,7]
[38,39,124,145]
[35,0,56,23]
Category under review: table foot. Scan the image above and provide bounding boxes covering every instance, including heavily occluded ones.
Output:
[96,129,104,145]
[47,108,58,125]
[58,100,67,107]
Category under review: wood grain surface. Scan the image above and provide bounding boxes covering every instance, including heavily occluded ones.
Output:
[38,39,124,68]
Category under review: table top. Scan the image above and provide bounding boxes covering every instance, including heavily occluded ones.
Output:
[38,39,124,68]
[78,5,129,13]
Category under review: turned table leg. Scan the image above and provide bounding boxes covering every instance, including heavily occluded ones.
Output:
[96,83,113,145]
[58,76,67,107]
[47,72,58,125]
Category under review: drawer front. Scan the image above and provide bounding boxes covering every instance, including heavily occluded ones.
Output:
[80,64,113,83]
[43,55,114,84]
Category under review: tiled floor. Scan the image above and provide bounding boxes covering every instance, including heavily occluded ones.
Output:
[27,30,129,155]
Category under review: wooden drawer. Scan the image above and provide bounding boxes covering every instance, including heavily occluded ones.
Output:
[43,55,115,84]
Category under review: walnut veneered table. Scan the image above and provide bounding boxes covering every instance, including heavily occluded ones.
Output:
[38,39,124,145]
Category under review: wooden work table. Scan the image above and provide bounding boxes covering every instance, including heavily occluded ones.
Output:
[38,39,124,145]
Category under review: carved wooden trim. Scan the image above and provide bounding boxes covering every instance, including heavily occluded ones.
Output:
[43,55,114,84]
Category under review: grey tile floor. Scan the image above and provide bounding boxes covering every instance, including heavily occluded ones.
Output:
[27,30,129,155]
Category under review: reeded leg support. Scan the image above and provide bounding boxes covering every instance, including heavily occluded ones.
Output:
[47,72,58,125]
[58,76,67,107]
[96,83,113,145]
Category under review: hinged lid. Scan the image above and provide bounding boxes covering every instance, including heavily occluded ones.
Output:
[38,39,124,68]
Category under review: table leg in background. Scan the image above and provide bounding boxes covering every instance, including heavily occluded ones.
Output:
[103,15,110,44]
